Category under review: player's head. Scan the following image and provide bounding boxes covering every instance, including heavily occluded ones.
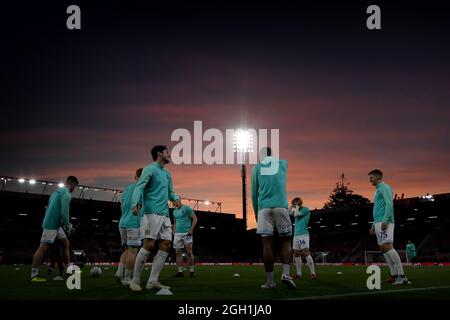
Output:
[65,176,79,192]
[292,197,302,206]
[135,168,143,181]
[408,240,412,244]
[259,147,272,160]
[151,145,171,164]
[174,198,182,208]
[368,169,383,186]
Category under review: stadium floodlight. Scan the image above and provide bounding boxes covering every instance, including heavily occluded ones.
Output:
[41,182,46,185]
[233,129,255,231]
[407,217,416,221]
[58,183,64,188]
[205,200,210,205]
[18,178,25,183]
[29,179,36,185]
[233,129,253,152]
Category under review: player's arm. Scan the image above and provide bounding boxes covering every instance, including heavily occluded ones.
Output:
[189,210,198,235]
[295,208,309,218]
[381,186,394,229]
[251,166,259,221]
[132,166,152,212]
[120,185,129,214]
[167,173,178,202]
[61,192,72,230]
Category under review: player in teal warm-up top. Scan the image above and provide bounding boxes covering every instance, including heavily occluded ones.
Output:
[30,176,79,281]
[115,168,143,286]
[251,146,295,290]
[129,145,179,291]
[406,240,418,267]
[369,169,411,285]
[289,197,317,280]
[172,199,198,277]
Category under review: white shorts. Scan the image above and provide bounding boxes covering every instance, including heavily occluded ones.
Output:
[293,235,310,251]
[173,233,193,249]
[41,228,67,244]
[119,227,141,247]
[374,222,395,245]
[140,213,172,241]
[256,208,292,237]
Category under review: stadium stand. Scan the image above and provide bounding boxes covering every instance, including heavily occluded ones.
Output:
[0,187,449,264]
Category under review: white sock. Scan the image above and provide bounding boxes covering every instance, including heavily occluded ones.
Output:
[294,256,303,276]
[282,264,290,276]
[306,255,316,275]
[266,271,274,283]
[31,267,39,278]
[178,266,183,273]
[383,252,397,276]
[132,248,150,284]
[387,249,405,276]
[116,262,125,278]
[124,269,132,282]
[148,250,168,283]
[190,265,195,272]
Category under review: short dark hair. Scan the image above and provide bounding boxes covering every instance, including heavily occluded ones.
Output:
[136,168,143,178]
[151,145,168,161]
[368,169,383,178]
[292,197,301,204]
[66,176,79,185]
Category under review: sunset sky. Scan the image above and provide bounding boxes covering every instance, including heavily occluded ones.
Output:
[2,1,450,228]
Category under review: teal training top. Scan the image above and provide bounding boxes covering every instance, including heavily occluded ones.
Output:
[120,182,141,228]
[42,187,71,230]
[290,206,310,236]
[132,162,178,217]
[373,182,395,223]
[406,243,417,258]
[173,205,195,233]
[251,157,288,218]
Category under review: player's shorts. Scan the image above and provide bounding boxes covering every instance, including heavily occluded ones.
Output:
[119,227,141,247]
[173,232,193,249]
[140,213,172,241]
[374,222,395,245]
[293,235,310,251]
[40,227,67,244]
[256,207,292,237]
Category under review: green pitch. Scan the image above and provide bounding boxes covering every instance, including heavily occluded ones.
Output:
[1,265,450,300]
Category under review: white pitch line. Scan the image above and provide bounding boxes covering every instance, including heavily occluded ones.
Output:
[285,286,450,300]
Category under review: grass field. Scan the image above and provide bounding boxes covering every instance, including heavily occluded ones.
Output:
[1,264,450,300]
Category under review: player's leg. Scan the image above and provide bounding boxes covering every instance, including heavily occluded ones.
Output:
[257,208,276,288]
[275,208,296,289]
[116,227,128,281]
[185,242,195,277]
[123,246,138,285]
[303,248,317,279]
[173,233,184,276]
[261,236,275,288]
[130,215,156,290]
[293,249,303,278]
[375,222,397,283]
[31,228,58,281]
[146,215,172,289]
[174,248,184,277]
[123,228,141,285]
[384,243,410,285]
[31,243,50,281]
[116,248,128,282]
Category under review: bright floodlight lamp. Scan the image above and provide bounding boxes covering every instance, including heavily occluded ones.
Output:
[18,178,25,183]
[29,179,36,185]
[58,183,65,188]
[205,200,210,205]
[233,129,254,152]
